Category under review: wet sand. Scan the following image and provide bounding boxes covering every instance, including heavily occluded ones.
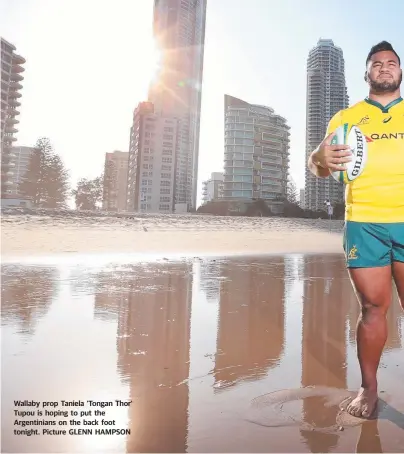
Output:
[1,254,404,453]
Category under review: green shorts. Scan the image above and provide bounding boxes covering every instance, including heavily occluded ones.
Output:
[343,221,404,268]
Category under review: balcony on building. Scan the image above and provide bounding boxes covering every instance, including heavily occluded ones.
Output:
[8,100,21,109]
[9,72,23,82]
[12,54,26,65]
[8,90,22,99]
[11,63,24,74]
[6,117,19,125]
[3,136,17,142]
[5,127,18,134]
[9,81,23,90]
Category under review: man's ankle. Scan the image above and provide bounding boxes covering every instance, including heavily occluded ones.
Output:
[360,383,378,392]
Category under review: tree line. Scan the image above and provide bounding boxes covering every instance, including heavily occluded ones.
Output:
[19,137,344,218]
[18,137,106,210]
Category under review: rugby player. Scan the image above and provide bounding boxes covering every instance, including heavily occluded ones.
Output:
[307,41,404,418]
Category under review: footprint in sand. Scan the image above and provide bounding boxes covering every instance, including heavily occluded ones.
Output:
[245,386,386,433]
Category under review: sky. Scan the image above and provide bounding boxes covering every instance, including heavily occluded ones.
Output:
[1,0,403,207]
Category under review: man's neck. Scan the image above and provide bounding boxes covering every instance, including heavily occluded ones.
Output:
[367,90,402,106]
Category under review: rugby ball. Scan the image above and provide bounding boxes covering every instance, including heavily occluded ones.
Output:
[330,123,368,184]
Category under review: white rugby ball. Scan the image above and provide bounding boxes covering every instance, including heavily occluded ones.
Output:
[330,123,368,184]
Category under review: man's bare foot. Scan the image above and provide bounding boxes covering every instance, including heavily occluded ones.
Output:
[346,387,378,418]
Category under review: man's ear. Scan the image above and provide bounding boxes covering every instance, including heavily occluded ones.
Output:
[364,71,368,82]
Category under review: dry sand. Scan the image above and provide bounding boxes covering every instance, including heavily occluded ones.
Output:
[1,209,345,257]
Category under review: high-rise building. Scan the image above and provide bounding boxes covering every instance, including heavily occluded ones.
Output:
[1,38,25,203]
[304,39,349,212]
[223,95,290,215]
[9,146,38,195]
[148,0,207,212]
[102,150,129,212]
[201,171,223,204]
[126,101,179,213]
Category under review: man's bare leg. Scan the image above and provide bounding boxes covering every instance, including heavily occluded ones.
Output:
[392,261,404,311]
[347,265,392,418]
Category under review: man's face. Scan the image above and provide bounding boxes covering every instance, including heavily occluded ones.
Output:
[366,50,402,93]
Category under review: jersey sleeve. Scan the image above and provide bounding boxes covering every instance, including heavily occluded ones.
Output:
[325,110,343,137]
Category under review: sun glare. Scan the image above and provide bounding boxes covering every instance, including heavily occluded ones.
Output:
[144,43,162,85]
[129,38,163,99]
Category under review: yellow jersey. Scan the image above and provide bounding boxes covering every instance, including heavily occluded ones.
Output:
[326,97,404,223]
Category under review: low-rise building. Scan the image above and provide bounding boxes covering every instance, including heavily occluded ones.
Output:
[202,172,224,204]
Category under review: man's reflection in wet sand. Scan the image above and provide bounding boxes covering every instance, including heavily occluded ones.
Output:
[301,256,403,453]
[356,421,383,453]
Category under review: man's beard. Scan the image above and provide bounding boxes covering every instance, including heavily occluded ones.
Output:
[369,72,402,93]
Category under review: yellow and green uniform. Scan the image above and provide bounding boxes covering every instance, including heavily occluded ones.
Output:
[326,96,404,267]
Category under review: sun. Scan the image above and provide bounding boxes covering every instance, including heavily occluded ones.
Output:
[143,42,162,85]
[128,39,163,99]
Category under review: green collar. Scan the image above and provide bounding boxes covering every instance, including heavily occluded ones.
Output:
[364,96,403,113]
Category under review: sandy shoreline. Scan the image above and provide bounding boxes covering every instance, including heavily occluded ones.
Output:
[1,210,345,257]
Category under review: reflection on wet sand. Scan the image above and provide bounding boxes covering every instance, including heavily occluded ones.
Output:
[1,254,403,453]
[245,256,403,453]
[113,264,192,453]
[199,260,222,303]
[300,256,403,453]
[1,266,58,336]
[214,258,285,389]
[301,256,352,453]
[88,263,193,452]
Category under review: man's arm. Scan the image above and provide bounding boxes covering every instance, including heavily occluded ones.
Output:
[307,149,331,178]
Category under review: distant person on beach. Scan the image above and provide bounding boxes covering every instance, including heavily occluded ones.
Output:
[307,41,404,418]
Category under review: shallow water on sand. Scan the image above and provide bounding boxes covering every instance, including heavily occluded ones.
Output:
[1,253,404,453]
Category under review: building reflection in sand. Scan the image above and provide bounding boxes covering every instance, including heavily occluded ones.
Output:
[1,255,402,453]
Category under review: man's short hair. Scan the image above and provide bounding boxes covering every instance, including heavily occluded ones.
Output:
[366,41,401,66]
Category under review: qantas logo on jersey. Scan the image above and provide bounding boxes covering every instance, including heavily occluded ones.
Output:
[368,132,404,140]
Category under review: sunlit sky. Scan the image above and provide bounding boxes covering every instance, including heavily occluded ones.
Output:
[1,0,403,207]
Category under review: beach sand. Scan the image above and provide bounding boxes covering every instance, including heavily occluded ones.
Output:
[1,209,345,257]
[2,210,403,453]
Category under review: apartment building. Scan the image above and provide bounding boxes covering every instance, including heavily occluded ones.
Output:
[1,38,25,203]
[102,151,129,212]
[126,101,179,213]
[148,0,207,212]
[223,95,290,215]
[8,146,38,195]
[201,172,223,204]
[304,39,349,211]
